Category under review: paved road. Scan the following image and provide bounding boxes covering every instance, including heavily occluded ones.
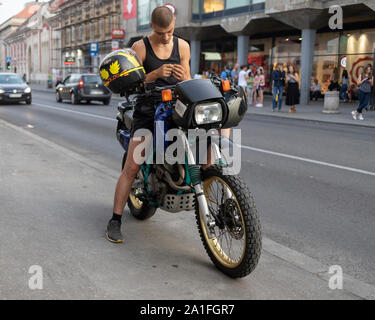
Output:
[1,90,375,292]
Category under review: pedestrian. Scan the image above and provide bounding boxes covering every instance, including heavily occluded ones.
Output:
[285,64,300,113]
[231,63,240,85]
[340,70,349,102]
[246,68,254,106]
[254,67,265,107]
[310,79,321,101]
[220,65,231,80]
[22,73,27,82]
[238,65,248,94]
[328,67,340,91]
[347,84,355,102]
[272,62,285,112]
[351,64,373,121]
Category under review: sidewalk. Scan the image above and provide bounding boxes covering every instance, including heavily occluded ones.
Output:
[248,95,375,128]
[1,118,375,299]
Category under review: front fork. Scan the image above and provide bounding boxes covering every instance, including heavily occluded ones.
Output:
[182,133,224,239]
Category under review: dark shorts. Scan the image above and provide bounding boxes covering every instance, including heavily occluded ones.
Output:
[131,103,155,138]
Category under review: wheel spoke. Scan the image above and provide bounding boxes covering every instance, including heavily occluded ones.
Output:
[202,175,247,266]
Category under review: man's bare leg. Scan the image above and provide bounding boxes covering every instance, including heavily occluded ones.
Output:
[106,137,146,243]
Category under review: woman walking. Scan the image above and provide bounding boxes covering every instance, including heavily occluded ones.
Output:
[340,70,349,102]
[352,64,373,121]
[246,69,254,106]
[254,67,265,107]
[285,64,300,113]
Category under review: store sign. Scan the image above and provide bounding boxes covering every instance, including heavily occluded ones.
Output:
[123,0,136,20]
[164,3,176,15]
[340,56,347,68]
[64,57,75,65]
[90,42,98,57]
[112,29,125,39]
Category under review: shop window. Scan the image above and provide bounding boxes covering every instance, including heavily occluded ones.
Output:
[314,33,339,56]
[193,0,263,20]
[226,0,249,10]
[203,0,224,13]
[312,55,338,93]
[137,0,164,30]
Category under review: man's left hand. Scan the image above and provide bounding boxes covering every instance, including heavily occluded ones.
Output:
[172,64,187,82]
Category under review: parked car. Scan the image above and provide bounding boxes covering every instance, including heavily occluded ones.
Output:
[0,73,32,104]
[56,73,111,105]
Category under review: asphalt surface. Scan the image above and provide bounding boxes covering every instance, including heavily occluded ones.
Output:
[0,90,375,297]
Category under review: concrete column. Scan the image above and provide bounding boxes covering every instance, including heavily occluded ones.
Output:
[300,29,316,105]
[190,40,201,78]
[237,35,249,66]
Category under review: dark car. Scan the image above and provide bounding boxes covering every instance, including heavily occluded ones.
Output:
[0,73,32,104]
[56,73,111,105]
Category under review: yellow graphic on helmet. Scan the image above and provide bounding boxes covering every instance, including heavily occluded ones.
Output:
[100,69,109,80]
[123,53,140,68]
[109,60,120,75]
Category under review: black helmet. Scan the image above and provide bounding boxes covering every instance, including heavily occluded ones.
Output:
[99,49,146,95]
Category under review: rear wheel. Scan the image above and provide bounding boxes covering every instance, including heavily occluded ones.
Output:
[122,152,156,220]
[196,165,262,278]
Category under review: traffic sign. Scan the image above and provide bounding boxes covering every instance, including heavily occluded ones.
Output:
[90,42,98,57]
[6,57,11,63]
[123,0,136,20]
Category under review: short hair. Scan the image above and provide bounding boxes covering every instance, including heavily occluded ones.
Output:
[151,6,174,28]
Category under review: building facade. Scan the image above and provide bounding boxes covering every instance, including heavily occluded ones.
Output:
[122,0,375,104]
[0,2,41,73]
[59,0,123,78]
[2,0,65,83]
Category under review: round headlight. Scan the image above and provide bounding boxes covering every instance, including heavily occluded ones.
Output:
[194,102,222,125]
[24,87,31,93]
[0,89,5,94]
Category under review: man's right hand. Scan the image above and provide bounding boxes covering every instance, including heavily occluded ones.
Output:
[157,64,173,78]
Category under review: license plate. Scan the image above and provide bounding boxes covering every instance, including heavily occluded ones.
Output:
[9,94,22,98]
[91,90,103,95]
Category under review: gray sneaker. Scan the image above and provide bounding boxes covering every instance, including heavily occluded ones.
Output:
[106,220,124,243]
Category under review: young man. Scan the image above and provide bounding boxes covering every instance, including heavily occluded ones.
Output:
[106,6,191,243]
[272,63,285,111]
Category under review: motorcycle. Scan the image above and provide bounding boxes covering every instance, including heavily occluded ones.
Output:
[116,77,261,278]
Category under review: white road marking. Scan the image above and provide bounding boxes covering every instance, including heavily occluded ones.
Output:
[33,102,117,122]
[240,144,375,177]
[29,102,375,177]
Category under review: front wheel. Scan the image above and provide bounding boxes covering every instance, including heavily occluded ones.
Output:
[56,91,62,102]
[71,92,79,105]
[196,165,262,278]
[122,152,156,220]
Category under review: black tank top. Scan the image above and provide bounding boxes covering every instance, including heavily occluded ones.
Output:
[142,36,180,87]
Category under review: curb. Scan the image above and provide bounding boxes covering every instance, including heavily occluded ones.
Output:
[246,111,375,129]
